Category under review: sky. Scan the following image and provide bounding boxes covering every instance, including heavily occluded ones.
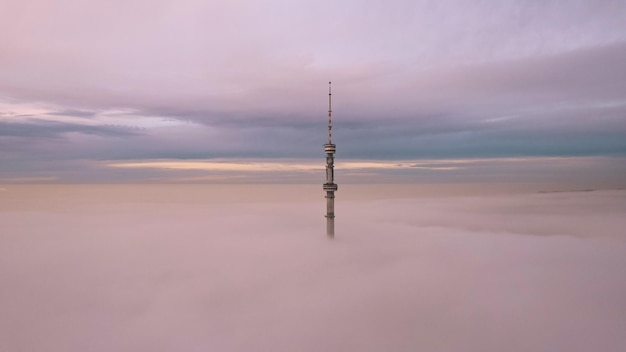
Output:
[1,0,626,184]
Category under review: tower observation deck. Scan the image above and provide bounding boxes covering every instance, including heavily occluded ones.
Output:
[324,82,338,237]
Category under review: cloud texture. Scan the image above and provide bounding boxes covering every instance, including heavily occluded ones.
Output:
[1,0,626,182]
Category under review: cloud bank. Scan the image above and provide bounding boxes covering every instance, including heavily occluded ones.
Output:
[1,185,625,351]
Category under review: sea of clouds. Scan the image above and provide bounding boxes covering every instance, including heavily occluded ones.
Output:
[1,185,625,352]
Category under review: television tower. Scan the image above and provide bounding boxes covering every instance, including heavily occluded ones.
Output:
[323,81,338,237]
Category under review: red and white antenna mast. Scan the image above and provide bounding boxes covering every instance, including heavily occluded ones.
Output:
[328,81,332,144]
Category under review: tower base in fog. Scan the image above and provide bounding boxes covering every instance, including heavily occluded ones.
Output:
[326,216,334,237]
[324,186,337,237]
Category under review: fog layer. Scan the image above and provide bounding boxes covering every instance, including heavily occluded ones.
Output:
[1,185,625,351]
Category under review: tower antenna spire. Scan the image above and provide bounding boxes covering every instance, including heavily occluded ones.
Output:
[328,81,332,144]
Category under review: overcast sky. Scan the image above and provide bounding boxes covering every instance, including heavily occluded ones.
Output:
[1,0,626,183]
